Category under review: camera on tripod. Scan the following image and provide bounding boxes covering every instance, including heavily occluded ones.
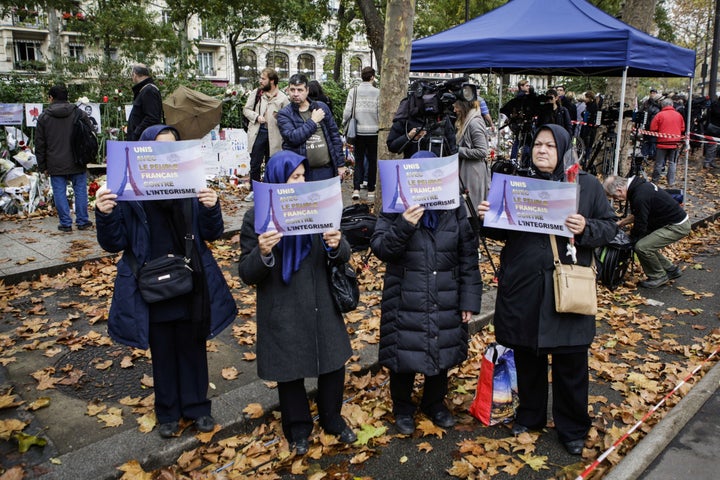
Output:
[599,102,633,127]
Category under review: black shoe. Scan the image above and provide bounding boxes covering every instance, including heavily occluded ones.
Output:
[666,265,682,280]
[430,409,456,429]
[395,414,415,435]
[158,421,179,438]
[563,439,585,455]
[57,225,72,232]
[292,438,309,455]
[511,423,530,435]
[77,222,93,230]
[195,415,216,432]
[638,275,669,288]
[338,426,357,444]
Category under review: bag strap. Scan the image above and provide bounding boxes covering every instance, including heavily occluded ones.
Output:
[351,87,357,119]
[550,235,595,269]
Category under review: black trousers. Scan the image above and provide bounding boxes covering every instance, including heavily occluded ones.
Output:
[513,348,590,443]
[149,321,210,424]
[277,367,347,442]
[353,135,378,192]
[389,370,448,417]
[248,126,269,189]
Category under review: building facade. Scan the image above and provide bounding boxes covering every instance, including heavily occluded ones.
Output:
[0,2,372,87]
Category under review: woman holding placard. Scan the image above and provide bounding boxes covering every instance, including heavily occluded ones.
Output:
[238,150,357,456]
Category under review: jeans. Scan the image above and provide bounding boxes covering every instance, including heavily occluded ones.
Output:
[634,218,691,279]
[50,172,89,227]
[248,126,269,191]
[652,148,678,186]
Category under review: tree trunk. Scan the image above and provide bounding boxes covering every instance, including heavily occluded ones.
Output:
[375,0,416,206]
[605,0,658,174]
[333,0,355,83]
[357,0,385,73]
[230,32,240,83]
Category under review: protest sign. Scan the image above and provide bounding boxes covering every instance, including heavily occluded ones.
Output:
[484,173,577,238]
[253,177,342,236]
[106,140,206,200]
[377,153,459,213]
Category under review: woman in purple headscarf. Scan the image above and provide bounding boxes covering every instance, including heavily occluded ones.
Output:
[238,150,356,455]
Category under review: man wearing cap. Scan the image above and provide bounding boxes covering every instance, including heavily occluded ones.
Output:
[639,89,662,161]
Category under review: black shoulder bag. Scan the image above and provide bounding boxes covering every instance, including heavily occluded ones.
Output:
[126,201,195,303]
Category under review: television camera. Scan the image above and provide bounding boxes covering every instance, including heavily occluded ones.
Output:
[394,77,478,156]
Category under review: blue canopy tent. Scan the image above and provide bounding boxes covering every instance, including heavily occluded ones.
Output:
[410,0,696,178]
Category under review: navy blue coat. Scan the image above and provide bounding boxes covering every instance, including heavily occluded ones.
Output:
[371,207,482,376]
[277,100,344,173]
[96,200,236,349]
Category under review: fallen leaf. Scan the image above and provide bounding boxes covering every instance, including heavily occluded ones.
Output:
[243,403,264,419]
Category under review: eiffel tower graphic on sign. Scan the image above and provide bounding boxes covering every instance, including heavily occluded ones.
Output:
[490,179,516,225]
[259,189,285,233]
[115,146,143,196]
[389,164,411,211]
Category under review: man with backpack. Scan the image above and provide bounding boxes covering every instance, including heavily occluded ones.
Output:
[36,84,95,232]
[242,68,289,202]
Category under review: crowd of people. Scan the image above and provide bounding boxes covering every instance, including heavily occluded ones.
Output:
[35,65,706,460]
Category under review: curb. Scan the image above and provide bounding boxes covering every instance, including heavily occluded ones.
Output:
[603,360,720,480]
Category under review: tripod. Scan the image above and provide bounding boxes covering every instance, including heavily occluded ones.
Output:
[586,123,617,177]
[458,176,498,277]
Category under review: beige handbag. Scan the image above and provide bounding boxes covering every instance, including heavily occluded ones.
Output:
[550,235,598,316]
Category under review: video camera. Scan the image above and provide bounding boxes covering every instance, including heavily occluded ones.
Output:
[600,101,633,127]
[396,76,478,123]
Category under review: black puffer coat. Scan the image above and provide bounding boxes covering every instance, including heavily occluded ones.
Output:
[371,207,482,375]
[482,124,617,352]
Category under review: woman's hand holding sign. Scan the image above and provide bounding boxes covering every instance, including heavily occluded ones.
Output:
[565,213,586,235]
[402,205,425,227]
[258,231,282,256]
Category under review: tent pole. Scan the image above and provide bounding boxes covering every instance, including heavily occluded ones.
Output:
[613,67,628,175]
[684,77,694,198]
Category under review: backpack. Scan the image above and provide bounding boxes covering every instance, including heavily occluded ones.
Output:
[71,107,99,166]
[340,203,377,252]
[595,230,634,291]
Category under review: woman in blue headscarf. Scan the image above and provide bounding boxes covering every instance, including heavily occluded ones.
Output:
[238,150,356,455]
[95,125,237,439]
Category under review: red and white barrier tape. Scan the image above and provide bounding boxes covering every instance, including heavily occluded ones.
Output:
[575,345,720,480]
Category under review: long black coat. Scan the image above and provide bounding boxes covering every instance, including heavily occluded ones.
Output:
[482,172,617,351]
[371,207,482,376]
[238,209,353,382]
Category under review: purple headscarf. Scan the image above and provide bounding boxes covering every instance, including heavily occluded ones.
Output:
[265,151,312,284]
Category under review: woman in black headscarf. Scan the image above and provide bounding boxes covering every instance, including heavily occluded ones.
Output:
[478,124,616,455]
[238,150,356,455]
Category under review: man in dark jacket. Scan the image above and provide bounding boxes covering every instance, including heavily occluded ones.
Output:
[36,84,93,232]
[604,175,690,289]
[277,74,346,182]
[126,64,163,141]
[703,95,720,169]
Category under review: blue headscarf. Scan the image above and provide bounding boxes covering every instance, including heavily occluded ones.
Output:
[410,150,439,230]
[139,124,181,141]
[264,151,312,284]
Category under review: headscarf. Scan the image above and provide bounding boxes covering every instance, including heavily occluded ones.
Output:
[410,150,440,230]
[530,124,572,182]
[139,124,180,141]
[264,151,312,284]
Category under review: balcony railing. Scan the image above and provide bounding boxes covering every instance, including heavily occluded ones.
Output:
[14,60,47,71]
[11,12,48,29]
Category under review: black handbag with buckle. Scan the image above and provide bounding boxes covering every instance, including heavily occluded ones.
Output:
[328,260,359,313]
[126,201,195,304]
